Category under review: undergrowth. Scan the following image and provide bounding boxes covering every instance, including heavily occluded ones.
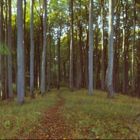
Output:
[0,91,57,139]
[62,89,140,139]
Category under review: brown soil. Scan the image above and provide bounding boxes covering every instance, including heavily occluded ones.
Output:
[26,94,72,139]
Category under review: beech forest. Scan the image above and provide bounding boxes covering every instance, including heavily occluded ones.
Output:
[0,0,140,139]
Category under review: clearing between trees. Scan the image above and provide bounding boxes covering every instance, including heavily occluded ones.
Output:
[0,89,140,139]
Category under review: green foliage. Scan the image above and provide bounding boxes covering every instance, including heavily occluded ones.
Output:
[4,120,12,129]
[0,43,10,55]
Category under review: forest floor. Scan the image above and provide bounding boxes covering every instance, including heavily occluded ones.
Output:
[26,92,72,139]
[0,88,140,139]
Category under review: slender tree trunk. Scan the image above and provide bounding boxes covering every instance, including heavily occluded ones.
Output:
[47,27,52,91]
[40,0,47,94]
[23,0,27,91]
[2,0,8,100]
[113,2,121,92]
[84,31,88,88]
[7,0,13,98]
[106,0,114,97]
[17,0,25,104]
[1,7,6,100]
[69,0,74,90]
[101,0,105,90]
[88,0,93,95]
[122,1,129,94]
[131,0,136,93]
[76,0,83,89]
[136,40,140,96]
[122,0,126,93]
[94,27,99,89]
[30,0,35,98]
[0,0,3,97]
[57,26,61,90]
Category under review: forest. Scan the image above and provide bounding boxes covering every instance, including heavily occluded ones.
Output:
[0,0,140,139]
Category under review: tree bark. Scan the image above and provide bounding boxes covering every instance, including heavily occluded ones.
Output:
[76,0,83,89]
[17,0,25,104]
[101,0,105,90]
[0,0,3,98]
[57,26,61,90]
[30,0,35,98]
[7,0,13,98]
[88,0,94,95]
[69,0,74,90]
[131,0,136,93]
[122,0,127,94]
[40,0,47,94]
[106,0,114,97]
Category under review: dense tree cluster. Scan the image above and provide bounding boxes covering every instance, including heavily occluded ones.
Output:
[0,0,140,103]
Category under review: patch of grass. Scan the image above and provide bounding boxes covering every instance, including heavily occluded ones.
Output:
[0,91,57,139]
[61,89,140,139]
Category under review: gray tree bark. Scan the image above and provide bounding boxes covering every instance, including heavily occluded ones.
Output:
[8,0,13,98]
[101,0,105,90]
[69,0,74,91]
[17,0,25,104]
[41,0,47,94]
[0,0,3,96]
[106,0,114,97]
[30,0,35,97]
[88,0,93,95]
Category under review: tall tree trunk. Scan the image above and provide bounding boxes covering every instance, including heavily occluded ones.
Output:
[47,27,52,91]
[23,0,27,91]
[84,31,88,88]
[40,0,47,94]
[122,0,129,94]
[17,0,24,104]
[2,0,8,100]
[30,0,35,97]
[0,0,3,98]
[101,0,105,90]
[94,27,99,89]
[88,0,93,95]
[131,0,136,93]
[106,0,114,97]
[1,2,6,100]
[136,37,140,96]
[122,0,126,94]
[76,0,83,89]
[113,2,121,92]
[69,0,74,90]
[7,0,13,98]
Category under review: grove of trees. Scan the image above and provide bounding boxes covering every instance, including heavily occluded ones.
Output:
[0,0,140,104]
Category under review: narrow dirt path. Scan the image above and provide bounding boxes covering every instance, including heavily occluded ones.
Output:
[26,93,72,139]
